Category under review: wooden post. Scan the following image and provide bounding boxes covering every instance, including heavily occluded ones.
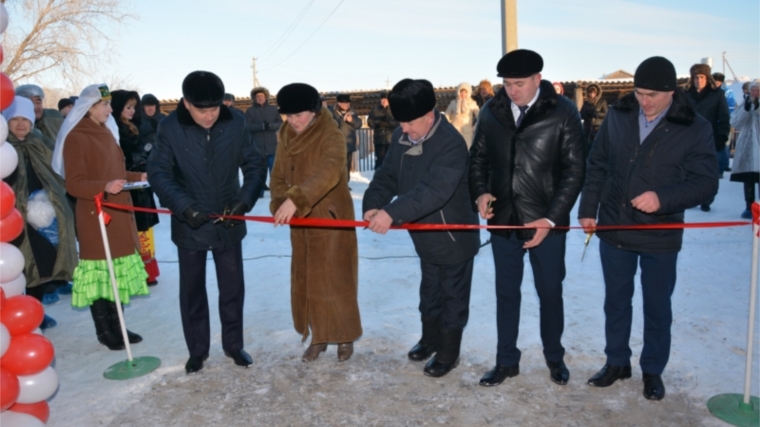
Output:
[501,0,518,55]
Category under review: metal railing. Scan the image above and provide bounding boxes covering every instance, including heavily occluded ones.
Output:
[353,129,376,172]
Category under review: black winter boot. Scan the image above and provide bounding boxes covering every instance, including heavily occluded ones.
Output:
[90,299,125,351]
[408,316,440,361]
[424,328,463,378]
[106,301,142,344]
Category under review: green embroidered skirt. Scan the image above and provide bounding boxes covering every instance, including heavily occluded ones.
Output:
[71,252,150,308]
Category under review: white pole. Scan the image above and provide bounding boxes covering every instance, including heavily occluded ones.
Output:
[96,208,134,362]
[743,213,758,404]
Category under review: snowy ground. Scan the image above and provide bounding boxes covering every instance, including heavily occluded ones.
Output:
[40,170,758,427]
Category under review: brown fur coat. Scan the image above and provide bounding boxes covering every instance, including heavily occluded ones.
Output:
[270,108,362,344]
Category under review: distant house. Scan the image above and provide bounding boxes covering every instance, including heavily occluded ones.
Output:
[600,70,634,80]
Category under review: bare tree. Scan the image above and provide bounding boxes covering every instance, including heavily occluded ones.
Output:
[1,0,135,87]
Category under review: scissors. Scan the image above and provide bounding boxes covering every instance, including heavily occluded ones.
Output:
[581,231,595,261]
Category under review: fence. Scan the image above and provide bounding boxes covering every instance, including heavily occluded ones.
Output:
[353,128,376,172]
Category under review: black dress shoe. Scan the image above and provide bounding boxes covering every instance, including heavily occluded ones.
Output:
[423,355,458,378]
[546,360,570,385]
[643,373,666,400]
[479,364,519,387]
[185,355,208,375]
[408,342,436,361]
[587,364,632,387]
[224,349,253,367]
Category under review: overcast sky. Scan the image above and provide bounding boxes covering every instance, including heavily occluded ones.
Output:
[10,0,760,100]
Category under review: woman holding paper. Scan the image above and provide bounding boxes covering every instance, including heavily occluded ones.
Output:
[52,84,149,351]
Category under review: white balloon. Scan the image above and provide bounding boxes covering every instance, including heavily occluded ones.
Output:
[0,322,9,357]
[0,142,18,179]
[0,243,24,282]
[0,411,46,427]
[0,272,26,297]
[0,115,7,145]
[16,366,59,404]
[0,3,8,35]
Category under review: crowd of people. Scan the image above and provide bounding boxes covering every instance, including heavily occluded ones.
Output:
[3,49,757,402]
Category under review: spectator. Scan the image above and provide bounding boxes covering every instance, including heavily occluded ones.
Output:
[139,94,166,152]
[330,94,362,178]
[2,97,77,330]
[686,63,731,211]
[15,84,63,149]
[58,98,75,117]
[223,93,235,108]
[552,82,565,97]
[713,72,737,114]
[580,83,608,151]
[245,87,282,192]
[366,91,398,168]
[445,82,480,148]
[729,80,760,219]
[472,79,495,108]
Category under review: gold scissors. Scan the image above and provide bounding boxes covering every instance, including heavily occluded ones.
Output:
[581,231,595,261]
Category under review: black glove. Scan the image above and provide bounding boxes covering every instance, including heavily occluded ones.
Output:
[221,200,249,228]
[182,206,209,229]
[263,121,270,131]
[745,97,753,111]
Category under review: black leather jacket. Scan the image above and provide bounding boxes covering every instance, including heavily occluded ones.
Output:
[469,80,585,240]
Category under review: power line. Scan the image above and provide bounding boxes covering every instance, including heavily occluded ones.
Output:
[262,0,347,72]
[260,0,315,60]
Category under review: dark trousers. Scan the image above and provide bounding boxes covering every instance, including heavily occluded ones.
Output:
[178,243,245,357]
[599,239,678,375]
[418,258,474,330]
[491,233,566,366]
[374,143,389,169]
[346,151,353,175]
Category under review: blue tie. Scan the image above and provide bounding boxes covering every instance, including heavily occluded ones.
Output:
[516,105,529,127]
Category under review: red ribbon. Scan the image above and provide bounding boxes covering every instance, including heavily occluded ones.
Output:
[98,200,751,232]
[93,193,112,225]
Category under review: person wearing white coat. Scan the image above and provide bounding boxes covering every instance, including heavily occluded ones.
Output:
[729,79,760,219]
[445,83,480,148]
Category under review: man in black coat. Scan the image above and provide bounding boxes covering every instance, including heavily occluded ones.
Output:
[469,49,585,387]
[139,94,166,154]
[330,94,363,176]
[245,87,282,191]
[363,79,480,378]
[579,57,718,401]
[148,71,267,374]
[686,63,730,211]
[366,91,398,169]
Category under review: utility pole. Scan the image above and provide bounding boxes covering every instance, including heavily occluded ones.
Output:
[251,57,260,89]
[501,0,518,55]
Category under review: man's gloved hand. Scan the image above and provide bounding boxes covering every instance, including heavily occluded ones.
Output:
[182,206,209,229]
[222,200,250,228]
[263,121,270,131]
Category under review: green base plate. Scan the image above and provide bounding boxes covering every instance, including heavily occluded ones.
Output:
[103,356,161,380]
[707,393,759,427]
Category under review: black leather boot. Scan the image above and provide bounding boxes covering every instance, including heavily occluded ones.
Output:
[106,301,143,344]
[408,316,440,361]
[423,328,462,378]
[90,299,125,351]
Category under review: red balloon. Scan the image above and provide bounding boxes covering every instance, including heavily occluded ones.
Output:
[0,208,23,243]
[0,287,6,311]
[0,367,20,411]
[0,181,15,219]
[9,400,50,423]
[0,73,14,111]
[0,45,3,65]
[0,296,44,336]
[0,333,55,375]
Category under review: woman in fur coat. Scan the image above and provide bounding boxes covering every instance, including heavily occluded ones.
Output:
[270,83,362,363]
[730,79,760,219]
[445,82,480,148]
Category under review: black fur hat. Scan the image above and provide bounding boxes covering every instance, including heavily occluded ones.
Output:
[336,94,351,103]
[389,79,437,122]
[379,91,389,99]
[182,71,225,108]
[277,83,321,114]
[497,49,544,78]
[57,98,74,111]
[141,93,159,107]
[635,57,677,91]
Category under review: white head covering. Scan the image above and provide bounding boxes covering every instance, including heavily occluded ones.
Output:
[52,83,120,178]
[15,84,45,100]
[2,97,36,125]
